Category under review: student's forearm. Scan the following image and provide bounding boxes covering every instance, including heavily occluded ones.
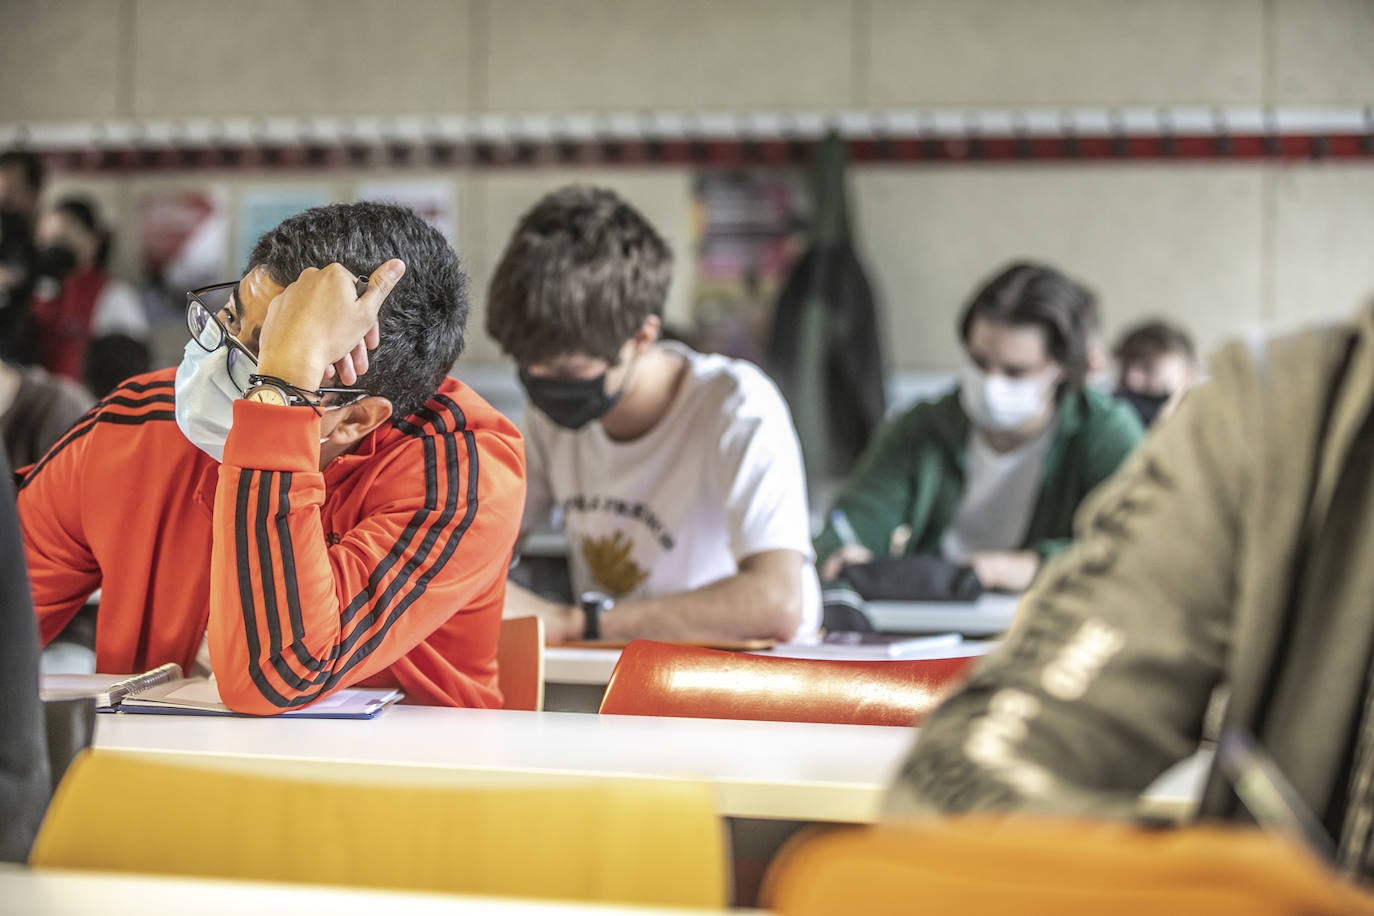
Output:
[602,569,801,642]
[502,581,584,645]
[503,580,563,619]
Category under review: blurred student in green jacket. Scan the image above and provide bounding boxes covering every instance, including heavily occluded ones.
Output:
[815,262,1142,593]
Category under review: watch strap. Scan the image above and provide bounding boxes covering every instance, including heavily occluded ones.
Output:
[580,592,615,641]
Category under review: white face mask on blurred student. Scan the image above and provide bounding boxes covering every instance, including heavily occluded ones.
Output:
[959,363,1058,432]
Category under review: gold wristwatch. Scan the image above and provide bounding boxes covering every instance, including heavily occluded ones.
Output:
[245,375,317,408]
[245,384,290,406]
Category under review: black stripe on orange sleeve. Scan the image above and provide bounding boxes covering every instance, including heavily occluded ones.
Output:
[286,400,474,703]
[308,398,479,694]
[19,383,176,490]
[235,416,447,706]
[334,419,454,650]
[234,395,481,708]
[233,468,295,708]
[332,399,463,647]
[232,454,438,708]
[250,469,321,691]
[273,471,331,673]
[323,420,480,688]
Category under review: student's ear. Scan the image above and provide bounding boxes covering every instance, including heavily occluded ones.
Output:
[634,315,662,348]
[322,396,393,448]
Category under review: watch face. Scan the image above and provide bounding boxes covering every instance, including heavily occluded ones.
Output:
[247,386,289,406]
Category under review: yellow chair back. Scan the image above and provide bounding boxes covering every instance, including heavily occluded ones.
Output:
[31,751,728,908]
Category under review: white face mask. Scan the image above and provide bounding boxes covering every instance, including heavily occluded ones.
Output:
[175,339,339,462]
[175,340,239,462]
[959,363,1057,432]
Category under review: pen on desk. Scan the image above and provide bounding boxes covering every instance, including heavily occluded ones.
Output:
[829,509,861,548]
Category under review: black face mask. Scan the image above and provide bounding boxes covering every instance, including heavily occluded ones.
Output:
[1117,388,1171,427]
[520,369,623,430]
[33,243,78,282]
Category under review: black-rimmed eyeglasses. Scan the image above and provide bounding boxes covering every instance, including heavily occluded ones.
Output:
[185,281,369,409]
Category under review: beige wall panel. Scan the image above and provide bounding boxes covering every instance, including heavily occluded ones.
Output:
[449,176,498,364]
[486,0,855,111]
[1272,0,1374,104]
[865,0,1263,107]
[852,166,1264,370]
[469,170,694,363]
[132,0,473,117]
[1272,167,1374,334]
[0,0,125,120]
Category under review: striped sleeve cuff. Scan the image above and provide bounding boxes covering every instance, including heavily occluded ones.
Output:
[223,400,322,472]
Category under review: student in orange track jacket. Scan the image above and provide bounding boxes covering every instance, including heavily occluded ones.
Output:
[18,203,525,713]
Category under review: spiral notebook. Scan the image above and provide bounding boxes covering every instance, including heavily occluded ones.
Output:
[41,663,185,711]
[41,664,403,719]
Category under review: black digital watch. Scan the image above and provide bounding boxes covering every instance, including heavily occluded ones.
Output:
[579,591,616,641]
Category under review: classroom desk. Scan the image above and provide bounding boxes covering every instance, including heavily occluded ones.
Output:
[0,866,734,916]
[92,706,1207,825]
[866,592,1023,636]
[94,706,911,823]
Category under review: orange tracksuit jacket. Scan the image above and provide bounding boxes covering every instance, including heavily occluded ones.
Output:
[18,368,525,714]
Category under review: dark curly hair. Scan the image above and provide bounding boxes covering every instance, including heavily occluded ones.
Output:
[486,185,672,366]
[248,202,468,419]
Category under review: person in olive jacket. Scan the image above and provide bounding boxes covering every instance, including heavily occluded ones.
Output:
[816,262,1142,593]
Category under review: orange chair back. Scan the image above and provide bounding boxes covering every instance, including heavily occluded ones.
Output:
[598,640,974,726]
[496,616,544,711]
[763,819,1374,916]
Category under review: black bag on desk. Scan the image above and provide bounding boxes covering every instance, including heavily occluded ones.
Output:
[837,555,983,602]
[820,585,875,632]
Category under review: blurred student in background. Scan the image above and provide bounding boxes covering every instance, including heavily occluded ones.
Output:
[30,196,149,395]
[0,150,44,365]
[0,356,92,470]
[815,262,1142,593]
[490,186,820,644]
[1113,319,1199,427]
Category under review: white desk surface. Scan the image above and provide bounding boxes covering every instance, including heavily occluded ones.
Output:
[865,593,1023,636]
[546,646,626,685]
[95,705,913,823]
[0,867,731,916]
[93,705,1208,825]
[544,640,1000,687]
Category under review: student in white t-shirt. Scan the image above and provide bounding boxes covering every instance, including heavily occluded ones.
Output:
[486,185,821,643]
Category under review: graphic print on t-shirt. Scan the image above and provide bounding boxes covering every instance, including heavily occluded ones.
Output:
[580,529,649,597]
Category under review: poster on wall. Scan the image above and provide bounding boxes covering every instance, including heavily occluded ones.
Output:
[234,187,333,273]
[138,188,230,319]
[690,172,807,363]
[354,180,458,244]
